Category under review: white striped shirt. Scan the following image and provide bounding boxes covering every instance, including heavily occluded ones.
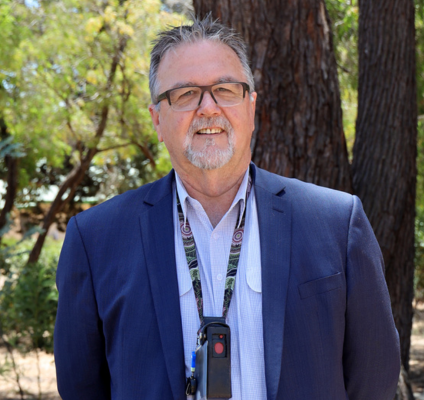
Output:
[173,169,267,400]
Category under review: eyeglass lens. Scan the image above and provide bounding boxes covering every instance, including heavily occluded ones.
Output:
[169,83,245,111]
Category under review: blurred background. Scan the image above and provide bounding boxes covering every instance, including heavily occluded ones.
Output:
[0,0,423,398]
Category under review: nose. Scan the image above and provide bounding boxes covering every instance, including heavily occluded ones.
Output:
[196,91,222,117]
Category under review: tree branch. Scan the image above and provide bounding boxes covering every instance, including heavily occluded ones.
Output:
[94,35,128,140]
[97,141,133,153]
[132,141,156,168]
[337,62,351,74]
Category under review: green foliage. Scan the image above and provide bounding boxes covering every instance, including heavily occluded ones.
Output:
[415,121,424,300]
[0,0,179,205]
[1,233,59,350]
[327,0,358,82]
[0,221,44,272]
[416,0,424,116]
[415,209,424,301]
[326,0,358,156]
[0,233,60,397]
[0,260,58,354]
[414,0,424,300]
[0,137,25,159]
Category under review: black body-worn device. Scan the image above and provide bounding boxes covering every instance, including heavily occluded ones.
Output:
[194,317,231,399]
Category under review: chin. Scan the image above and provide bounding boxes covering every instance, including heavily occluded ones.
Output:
[184,144,234,170]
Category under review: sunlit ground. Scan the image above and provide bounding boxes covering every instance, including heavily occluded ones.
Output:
[0,308,424,399]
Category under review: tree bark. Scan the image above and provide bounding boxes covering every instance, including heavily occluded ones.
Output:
[0,156,18,234]
[0,119,19,237]
[353,0,417,370]
[193,0,352,192]
[394,366,415,400]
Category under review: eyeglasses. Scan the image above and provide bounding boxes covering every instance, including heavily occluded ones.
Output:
[155,82,250,112]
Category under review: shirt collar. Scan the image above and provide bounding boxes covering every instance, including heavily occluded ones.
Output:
[175,168,251,229]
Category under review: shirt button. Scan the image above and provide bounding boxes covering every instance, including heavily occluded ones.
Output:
[217,274,223,281]
[213,233,220,239]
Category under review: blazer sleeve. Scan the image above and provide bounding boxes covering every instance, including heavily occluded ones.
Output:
[343,195,400,399]
[54,216,111,400]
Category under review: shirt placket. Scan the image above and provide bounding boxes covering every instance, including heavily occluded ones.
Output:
[188,200,215,315]
[210,227,224,315]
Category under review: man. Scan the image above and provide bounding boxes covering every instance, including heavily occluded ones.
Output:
[54,15,400,400]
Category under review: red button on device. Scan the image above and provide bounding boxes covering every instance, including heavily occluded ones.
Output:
[214,342,224,354]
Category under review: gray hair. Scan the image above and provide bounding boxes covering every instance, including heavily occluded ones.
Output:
[149,14,255,105]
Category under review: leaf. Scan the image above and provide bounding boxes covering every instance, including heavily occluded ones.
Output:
[86,70,98,85]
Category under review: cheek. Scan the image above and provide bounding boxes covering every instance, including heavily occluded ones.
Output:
[168,113,191,132]
[231,110,254,136]
[161,114,192,149]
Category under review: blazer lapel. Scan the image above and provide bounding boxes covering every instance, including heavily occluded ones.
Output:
[139,172,186,400]
[254,166,292,400]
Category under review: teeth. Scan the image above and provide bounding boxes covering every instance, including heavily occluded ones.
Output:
[197,128,222,134]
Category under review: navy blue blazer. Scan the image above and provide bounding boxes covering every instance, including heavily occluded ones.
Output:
[54,164,400,400]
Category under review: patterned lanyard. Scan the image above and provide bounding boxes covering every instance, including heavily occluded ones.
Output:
[176,177,252,327]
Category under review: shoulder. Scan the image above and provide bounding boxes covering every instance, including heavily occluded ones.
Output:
[72,170,174,233]
[254,165,355,211]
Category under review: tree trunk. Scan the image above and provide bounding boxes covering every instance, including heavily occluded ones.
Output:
[27,156,95,263]
[0,118,19,238]
[353,0,417,370]
[193,0,352,192]
[0,155,18,234]
[394,366,415,400]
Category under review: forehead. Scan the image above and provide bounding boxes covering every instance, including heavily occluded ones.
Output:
[156,40,246,91]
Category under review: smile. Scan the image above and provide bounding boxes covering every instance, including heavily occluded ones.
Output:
[197,128,224,135]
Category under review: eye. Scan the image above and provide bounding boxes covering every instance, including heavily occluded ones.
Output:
[173,88,199,101]
[180,89,196,97]
[213,84,241,96]
[215,86,232,93]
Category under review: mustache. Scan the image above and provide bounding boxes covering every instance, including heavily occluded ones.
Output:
[187,116,233,137]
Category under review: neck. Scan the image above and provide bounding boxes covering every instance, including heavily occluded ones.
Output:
[177,163,249,228]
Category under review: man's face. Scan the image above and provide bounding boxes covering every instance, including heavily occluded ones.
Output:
[149,40,257,172]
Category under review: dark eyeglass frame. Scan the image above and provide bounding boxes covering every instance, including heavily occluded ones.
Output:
[155,82,250,109]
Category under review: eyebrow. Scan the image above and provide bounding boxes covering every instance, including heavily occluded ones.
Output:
[169,81,198,89]
[215,76,240,84]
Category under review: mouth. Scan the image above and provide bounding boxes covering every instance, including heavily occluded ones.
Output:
[196,128,224,135]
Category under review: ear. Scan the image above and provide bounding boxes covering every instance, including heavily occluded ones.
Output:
[249,92,257,131]
[250,92,257,114]
[148,104,163,142]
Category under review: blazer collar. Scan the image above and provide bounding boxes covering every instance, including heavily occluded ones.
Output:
[142,163,288,205]
[143,169,175,206]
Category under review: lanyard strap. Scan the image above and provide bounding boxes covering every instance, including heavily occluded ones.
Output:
[176,176,251,327]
